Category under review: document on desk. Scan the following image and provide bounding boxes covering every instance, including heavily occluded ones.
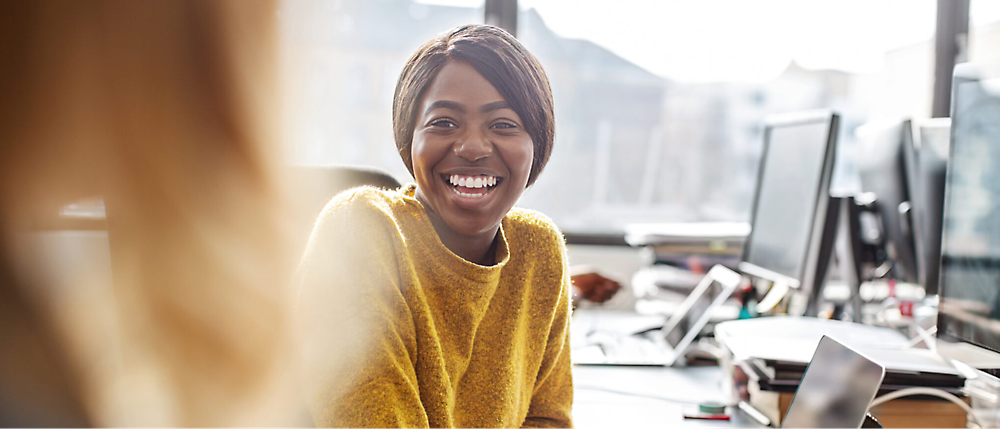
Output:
[624,222,750,246]
[572,365,769,428]
[715,316,965,393]
[715,316,913,362]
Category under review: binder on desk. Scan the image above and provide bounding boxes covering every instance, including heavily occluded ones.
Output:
[625,222,747,270]
[715,317,964,381]
[716,317,969,428]
[741,354,965,395]
[624,222,751,247]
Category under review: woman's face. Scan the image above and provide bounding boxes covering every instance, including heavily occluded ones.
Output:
[411,60,533,241]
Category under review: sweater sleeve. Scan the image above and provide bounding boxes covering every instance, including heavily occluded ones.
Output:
[522,228,575,428]
[296,192,429,428]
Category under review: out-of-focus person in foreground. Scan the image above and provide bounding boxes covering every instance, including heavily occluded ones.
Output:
[0,1,305,426]
[296,24,574,428]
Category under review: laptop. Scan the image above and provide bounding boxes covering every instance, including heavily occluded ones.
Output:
[781,335,886,428]
[573,265,743,366]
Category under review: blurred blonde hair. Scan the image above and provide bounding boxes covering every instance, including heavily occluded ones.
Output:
[0,0,303,425]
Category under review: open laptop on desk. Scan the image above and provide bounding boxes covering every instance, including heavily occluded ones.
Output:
[780,335,886,428]
[573,265,742,366]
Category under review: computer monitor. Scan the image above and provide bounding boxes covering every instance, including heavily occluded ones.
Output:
[936,61,1000,364]
[914,118,950,296]
[739,110,840,315]
[856,120,920,284]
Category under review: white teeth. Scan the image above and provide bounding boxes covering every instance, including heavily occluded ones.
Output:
[447,174,499,189]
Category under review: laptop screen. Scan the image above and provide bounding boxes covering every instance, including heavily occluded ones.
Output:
[662,279,723,349]
[781,336,885,428]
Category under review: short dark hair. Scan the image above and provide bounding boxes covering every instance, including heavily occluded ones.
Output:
[392,24,554,187]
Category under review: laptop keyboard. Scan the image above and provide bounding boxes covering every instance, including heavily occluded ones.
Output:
[573,331,673,366]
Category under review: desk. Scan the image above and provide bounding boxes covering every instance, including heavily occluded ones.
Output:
[572,365,767,428]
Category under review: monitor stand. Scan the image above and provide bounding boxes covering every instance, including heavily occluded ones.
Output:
[755,280,790,314]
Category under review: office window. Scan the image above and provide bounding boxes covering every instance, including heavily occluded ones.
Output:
[970,0,1000,63]
[280,0,987,234]
[280,0,483,176]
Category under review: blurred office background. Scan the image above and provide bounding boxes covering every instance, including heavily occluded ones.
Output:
[279,0,1000,233]
[6,1,998,426]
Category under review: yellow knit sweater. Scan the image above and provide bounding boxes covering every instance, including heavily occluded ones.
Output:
[296,184,573,428]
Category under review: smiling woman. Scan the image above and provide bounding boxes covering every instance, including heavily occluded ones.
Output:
[295,25,572,428]
[410,61,536,264]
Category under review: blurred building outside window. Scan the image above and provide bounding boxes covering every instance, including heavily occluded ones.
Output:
[280,0,1000,234]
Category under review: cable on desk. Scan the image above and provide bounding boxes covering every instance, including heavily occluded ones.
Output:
[905,324,937,350]
[868,386,983,428]
[574,384,702,405]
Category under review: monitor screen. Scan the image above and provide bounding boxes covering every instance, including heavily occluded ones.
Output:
[938,67,1000,354]
[857,121,919,284]
[743,115,835,281]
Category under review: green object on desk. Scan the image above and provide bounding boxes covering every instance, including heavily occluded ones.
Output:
[699,401,726,414]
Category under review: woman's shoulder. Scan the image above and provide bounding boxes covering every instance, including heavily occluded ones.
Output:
[505,206,561,232]
[308,185,417,249]
[317,185,410,223]
[504,207,565,248]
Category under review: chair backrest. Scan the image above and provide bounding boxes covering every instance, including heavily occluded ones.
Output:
[290,165,403,252]
[296,165,402,193]
[291,165,402,218]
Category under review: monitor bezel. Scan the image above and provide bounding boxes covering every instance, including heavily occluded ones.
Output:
[913,117,950,296]
[936,61,1000,354]
[739,109,840,296]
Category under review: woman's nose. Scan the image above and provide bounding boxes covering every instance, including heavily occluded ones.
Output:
[453,131,494,162]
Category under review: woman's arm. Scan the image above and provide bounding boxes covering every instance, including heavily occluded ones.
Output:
[522,243,575,428]
[296,194,429,427]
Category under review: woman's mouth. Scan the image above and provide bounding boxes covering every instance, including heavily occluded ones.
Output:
[444,174,501,198]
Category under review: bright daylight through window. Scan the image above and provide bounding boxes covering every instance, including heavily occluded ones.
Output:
[280,0,1000,233]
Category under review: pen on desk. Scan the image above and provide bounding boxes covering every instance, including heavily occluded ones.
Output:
[684,414,731,421]
[738,400,771,427]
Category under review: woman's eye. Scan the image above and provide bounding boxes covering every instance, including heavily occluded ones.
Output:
[430,119,457,128]
[492,121,517,129]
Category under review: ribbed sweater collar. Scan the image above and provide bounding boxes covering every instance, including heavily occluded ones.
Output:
[398,184,510,284]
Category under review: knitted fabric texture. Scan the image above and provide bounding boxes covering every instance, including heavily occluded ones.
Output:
[297,184,573,428]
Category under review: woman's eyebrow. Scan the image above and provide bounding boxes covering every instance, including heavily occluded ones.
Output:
[424,100,465,115]
[480,101,511,113]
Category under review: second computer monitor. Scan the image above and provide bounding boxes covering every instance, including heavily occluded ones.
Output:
[740,110,840,309]
[915,118,950,296]
[856,120,920,284]
[936,61,1000,358]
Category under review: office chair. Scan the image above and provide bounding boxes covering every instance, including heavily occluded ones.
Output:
[294,165,402,194]
[291,165,403,222]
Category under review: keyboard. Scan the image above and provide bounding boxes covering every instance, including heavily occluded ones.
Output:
[573,330,674,366]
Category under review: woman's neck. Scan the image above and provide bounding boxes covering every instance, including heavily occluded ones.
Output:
[425,213,500,266]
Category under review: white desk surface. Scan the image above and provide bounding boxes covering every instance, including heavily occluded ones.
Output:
[572,360,766,428]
